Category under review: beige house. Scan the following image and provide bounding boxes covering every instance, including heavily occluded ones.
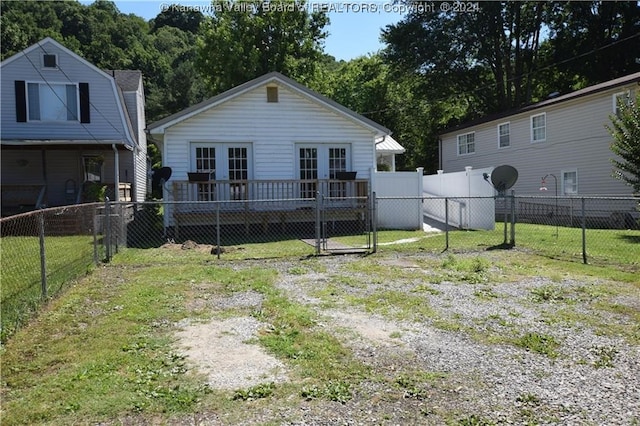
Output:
[439,72,639,196]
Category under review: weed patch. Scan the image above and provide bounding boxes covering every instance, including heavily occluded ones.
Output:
[232,382,275,401]
[514,332,560,358]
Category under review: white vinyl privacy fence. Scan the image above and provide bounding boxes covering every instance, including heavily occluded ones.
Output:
[373,168,424,229]
[423,167,496,230]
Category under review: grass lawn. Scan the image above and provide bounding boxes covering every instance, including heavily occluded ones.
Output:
[1,227,638,424]
[1,235,99,342]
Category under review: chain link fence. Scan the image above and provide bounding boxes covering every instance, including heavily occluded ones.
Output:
[402,194,639,266]
[1,204,106,341]
[1,194,638,342]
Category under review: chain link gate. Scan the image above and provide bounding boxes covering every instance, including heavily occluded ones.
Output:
[318,190,373,254]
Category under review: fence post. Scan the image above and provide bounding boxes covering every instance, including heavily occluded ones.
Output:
[445,197,449,251]
[503,196,508,244]
[315,191,321,255]
[372,191,377,253]
[38,209,47,299]
[105,198,111,262]
[510,190,516,246]
[93,205,98,264]
[216,202,221,260]
[581,197,587,264]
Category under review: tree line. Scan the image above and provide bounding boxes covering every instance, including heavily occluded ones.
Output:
[2,0,639,174]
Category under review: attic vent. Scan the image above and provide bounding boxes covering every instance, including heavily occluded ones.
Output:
[43,54,57,68]
[267,86,278,103]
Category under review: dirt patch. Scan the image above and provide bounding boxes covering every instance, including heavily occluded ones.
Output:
[174,317,288,390]
[326,310,405,347]
[161,240,244,255]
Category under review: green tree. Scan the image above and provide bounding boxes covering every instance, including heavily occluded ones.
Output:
[151,4,204,33]
[196,0,328,94]
[317,54,446,172]
[608,94,640,194]
[545,1,640,90]
[382,1,548,114]
[146,25,208,122]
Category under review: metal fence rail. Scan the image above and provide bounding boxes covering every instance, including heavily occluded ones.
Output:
[1,194,638,342]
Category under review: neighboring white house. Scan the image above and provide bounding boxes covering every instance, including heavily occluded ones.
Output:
[0,37,147,216]
[439,72,640,196]
[376,134,405,171]
[147,72,409,228]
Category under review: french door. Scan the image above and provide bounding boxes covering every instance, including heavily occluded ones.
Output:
[191,143,252,201]
[297,144,351,198]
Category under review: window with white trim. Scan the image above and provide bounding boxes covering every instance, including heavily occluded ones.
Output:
[613,91,631,118]
[498,122,510,148]
[561,169,578,195]
[457,132,475,155]
[27,82,78,121]
[190,143,252,201]
[531,113,546,142]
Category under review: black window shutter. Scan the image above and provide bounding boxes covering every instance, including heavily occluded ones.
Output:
[79,82,90,123]
[15,80,27,122]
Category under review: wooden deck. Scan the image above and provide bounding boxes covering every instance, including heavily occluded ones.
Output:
[174,206,367,238]
[170,179,370,238]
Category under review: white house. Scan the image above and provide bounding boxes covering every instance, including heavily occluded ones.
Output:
[147,72,408,230]
[439,72,640,197]
[376,134,405,171]
[0,37,147,216]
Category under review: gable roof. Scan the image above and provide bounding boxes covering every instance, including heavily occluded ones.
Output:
[440,72,640,136]
[147,72,391,136]
[1,37,140,148]
[108,70,143,92]
[1,37,116,81]
[375,135,405,154]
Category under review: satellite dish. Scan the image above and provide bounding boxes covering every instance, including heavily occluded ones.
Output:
[155,167,172,182]
[151,167,172,195]
[489,165,518,194]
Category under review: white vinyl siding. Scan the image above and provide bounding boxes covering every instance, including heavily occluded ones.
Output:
[457,132,475,155]
[498,122,510,148]
[531,113,546,142]
[164,84,374,183]
[160,83,377,225]
[561,169,578,195]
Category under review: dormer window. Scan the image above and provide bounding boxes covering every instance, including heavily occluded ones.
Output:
[43,54,57,69]
[267,86,278,103]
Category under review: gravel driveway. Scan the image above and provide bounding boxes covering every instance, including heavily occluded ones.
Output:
[175,252,640,425]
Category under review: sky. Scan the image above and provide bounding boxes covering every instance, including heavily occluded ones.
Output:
[109,0,406,61]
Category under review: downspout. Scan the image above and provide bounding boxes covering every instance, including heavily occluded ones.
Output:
[112,144,120,202]
[132,144,138,202]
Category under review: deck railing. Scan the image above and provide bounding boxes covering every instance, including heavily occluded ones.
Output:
[170,179,369,212]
